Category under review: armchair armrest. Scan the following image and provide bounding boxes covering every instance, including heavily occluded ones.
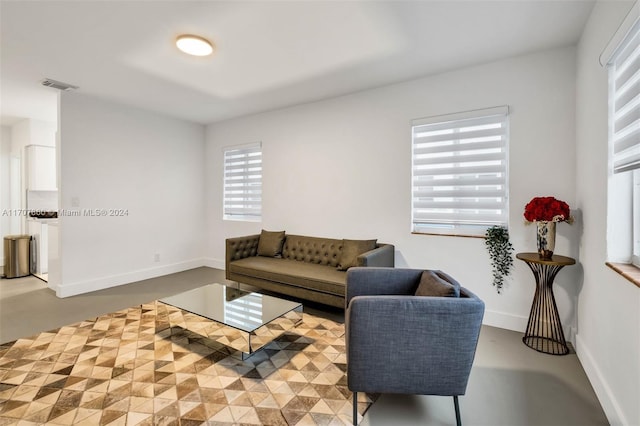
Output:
[356,244,395,268]
[346,293,485,396]
[346,267,422,306]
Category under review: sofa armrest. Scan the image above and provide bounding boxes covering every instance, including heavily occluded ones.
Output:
[356,244,395,268]
[346,267,423,306]
[225,234,260,277]
[346,293,485,395]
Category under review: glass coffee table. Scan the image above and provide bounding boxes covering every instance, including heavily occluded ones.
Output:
[159,283,303,360]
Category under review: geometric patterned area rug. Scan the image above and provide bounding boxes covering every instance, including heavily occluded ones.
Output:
[0,300,377,425]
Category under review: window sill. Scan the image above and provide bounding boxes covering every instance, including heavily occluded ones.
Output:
[606,262,640,289]
[223,216,261,223]
[411,232,485,239]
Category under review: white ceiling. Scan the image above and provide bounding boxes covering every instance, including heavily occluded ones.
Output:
[0,0,595,126]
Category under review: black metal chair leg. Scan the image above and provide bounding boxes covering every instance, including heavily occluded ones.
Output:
[453,395,462,426]
[353,391,358,426]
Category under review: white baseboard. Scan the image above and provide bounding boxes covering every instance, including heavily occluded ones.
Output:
[483,309,577,347]
[55,258,206,298]
[566,325,577,346]
[203,257,225,270]
[483,309,528,332]
[576,334,627,426]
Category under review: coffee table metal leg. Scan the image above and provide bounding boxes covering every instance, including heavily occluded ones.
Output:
[236,305,304,360]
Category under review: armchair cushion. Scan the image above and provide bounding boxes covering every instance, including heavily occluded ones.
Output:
[415,270,461,298]
[257,230,285,258]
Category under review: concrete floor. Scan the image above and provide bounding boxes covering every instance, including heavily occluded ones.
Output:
[0,268,608,425]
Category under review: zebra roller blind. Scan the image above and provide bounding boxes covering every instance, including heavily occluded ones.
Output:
[412,106,509,235]
[223,142,262,220]
[609,19,640,174]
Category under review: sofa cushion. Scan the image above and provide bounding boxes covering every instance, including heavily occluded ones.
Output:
[282,235,343,267]
[229,257,347,296]
[257,230,286,258]
[337,239,377,271]
[415,270,461,298]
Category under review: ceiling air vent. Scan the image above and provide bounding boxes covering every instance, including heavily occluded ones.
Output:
[40,78,78,91]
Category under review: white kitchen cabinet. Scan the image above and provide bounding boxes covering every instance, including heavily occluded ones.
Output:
[26,145,56,191]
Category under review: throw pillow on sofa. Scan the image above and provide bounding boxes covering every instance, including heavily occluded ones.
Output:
[337,239,377,271]
[415,270,461,297]
[257,230,286,257]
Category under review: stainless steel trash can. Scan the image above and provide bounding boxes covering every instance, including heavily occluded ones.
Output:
[3,235,31,278]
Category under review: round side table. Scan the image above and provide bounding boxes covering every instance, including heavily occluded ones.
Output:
[516,252,576,355]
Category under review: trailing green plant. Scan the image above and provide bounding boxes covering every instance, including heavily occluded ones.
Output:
[485,225,514,293]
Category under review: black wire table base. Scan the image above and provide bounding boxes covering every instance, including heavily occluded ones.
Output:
[517,253,575,356]
[523,335,568,356]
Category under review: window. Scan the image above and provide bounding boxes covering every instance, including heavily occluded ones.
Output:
[411,106,509,236]
[223,142,262,221]
[606,14,639,267]
[634,170,640,266]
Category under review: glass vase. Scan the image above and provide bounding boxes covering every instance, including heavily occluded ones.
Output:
[536,221,556,260]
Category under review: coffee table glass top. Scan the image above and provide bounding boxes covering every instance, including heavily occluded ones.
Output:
[159,283,303,333]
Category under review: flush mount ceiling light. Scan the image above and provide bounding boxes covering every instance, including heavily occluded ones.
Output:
[176,34,214,56]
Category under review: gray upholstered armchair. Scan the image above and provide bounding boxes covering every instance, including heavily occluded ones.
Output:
[345,267,485,426]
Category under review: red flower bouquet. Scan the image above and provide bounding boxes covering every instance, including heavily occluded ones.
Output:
[524,196,572,223]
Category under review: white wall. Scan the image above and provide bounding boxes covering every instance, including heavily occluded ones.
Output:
[10,120,30,236]
[29,119,56,148]
[55,92,206,297]
[205,46,579,336]
[9,118,56,155]
[0,126,11,265]
[10,119,30,158]
[575,2,639,425]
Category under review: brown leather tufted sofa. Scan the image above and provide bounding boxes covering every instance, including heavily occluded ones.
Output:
[225,234,394,308]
